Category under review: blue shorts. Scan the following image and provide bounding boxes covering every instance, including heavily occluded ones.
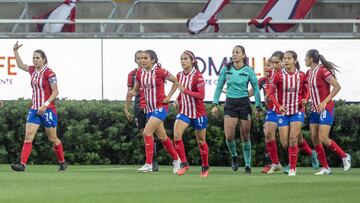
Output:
[309,109,334,126]
[26,109,58,128]
[264,110,279,123]
[146,108,168,121]
[176,114,208,130]
[277,112,305,127]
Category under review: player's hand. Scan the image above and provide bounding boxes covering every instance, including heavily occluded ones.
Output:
[178,84,185,92]
[13,41,23,51]
[301,99,308,107]
[279,106,287,115]
[317,102,326,112]
[124,110,133,122]
[37,105,47,115]
[211,106,218,118]
[162,96,170,104]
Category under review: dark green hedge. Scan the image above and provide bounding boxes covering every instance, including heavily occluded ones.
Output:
[0,99,359,167]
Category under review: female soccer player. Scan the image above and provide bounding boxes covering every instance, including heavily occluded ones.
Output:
[125,50,159,171]
[261,51,284,174]
[173,50,209,177]
[130,50,181,173]
[267,50,308,176]
[305,49,351,175]
[11,41,67,172]
[258,58,273,173]
[212,45,262,174]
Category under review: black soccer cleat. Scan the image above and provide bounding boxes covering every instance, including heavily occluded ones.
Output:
[245,166,252,174]
[152,161,159,172]
[231,156,239,171]
[58,162,68,171]
[11,163,26,172]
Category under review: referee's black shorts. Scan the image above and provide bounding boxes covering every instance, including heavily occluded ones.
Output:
[224,97,252,120]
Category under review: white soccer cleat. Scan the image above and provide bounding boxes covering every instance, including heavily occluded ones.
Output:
[315,167,332,175]
[137,163,153,173]
[173,158,181,174]
[288,169,296,176]
[267,163,282,174]
[342,153,351,172]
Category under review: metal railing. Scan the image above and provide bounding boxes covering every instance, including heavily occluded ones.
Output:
[117,0,360,32]
[0,0,118,32]
[1,18,359,33]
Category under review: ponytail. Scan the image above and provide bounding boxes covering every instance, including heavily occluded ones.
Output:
[306,49,339,77]
[319,54,339,78]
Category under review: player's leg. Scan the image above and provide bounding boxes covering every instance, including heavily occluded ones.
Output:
[173,114,190,175]
[138,116,161,172]
[224,115,239,171]
[11,110,40,172]
[298,131,319,170]
[239,118,252,174]
[155,122,180,173]
[277,115,290,174]
[319,110,351,172]
[288,120,303,176]
[194,116,209,177]
[264,111,281,174]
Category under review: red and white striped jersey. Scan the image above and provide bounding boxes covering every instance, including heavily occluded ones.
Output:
[269,68,309,115]
[259,68,281,111]
[176,68,206,118]
[135,65,170,113]
[127,68,146,109]
[29,65,57,113]
[306,64,335,112]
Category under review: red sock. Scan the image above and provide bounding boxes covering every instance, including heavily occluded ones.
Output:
[53,143,65,163]
[288,146,298,170]
[161,137,178,160]
[315,144,329,168]
[266,140,280,164]
[299,140,312,157]
[199,142,209,167]
[144,136,154,164]
[20,142,32,165]
[174,140,187,162]
[327,140,346,158]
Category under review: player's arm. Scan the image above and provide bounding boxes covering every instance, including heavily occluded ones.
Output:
[130,83,140,97]
[267,79,283,113]
[180,75,205,100]
[13,41,29,72]
[124,87,134,122]
[249,69,262,110]
[38,80,59,115]
[164,74,178,104]
[317,76,341,112]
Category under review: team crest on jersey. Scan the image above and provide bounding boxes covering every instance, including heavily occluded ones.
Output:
[145,82,151,89]
[287,87,296,92]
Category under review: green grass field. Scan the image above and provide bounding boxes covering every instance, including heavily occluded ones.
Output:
[0,165,359,203]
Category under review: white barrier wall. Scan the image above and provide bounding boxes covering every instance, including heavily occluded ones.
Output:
[1,39,360,102]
